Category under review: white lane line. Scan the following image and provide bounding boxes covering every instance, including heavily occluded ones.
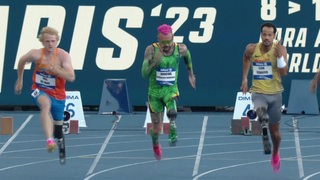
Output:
[86,115,121,176]
[293,116,304,178]
[193,159,269,179]
[303,171,320,180]
[0,114,33,155]
[192,115,208,177]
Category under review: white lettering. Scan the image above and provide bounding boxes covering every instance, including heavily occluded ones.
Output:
[275,28,282,41]
[0,6,9,93]
[69,6,95,70]
[312,54,320,72]
[314,29,320,47]
[14,5,66,69]
[289,53,302,73]
[288,53,320,73]
[189,7,216,43]
[166,7,189,42]
[301,53,310,72]
[294,28,307,47]
[96,6,143,70]
[283,28,296,47]
[277,28,306,47]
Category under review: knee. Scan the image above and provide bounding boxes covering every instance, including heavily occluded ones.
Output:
[256,107,268,122]
[167,109,177,120]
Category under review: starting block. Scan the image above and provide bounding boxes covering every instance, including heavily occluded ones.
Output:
[63,111,79,134]
[69,120,79,134]
[241,117,252,135]
[146,123,170,135]
[0,117,13,135]
[63,119,79,134]
[231,92,261,135]
[231,118,261,135]
[144,104,170,134]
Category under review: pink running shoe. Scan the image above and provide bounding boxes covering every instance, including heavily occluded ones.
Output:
[47,139,56,153]
[271,152,281,173]
[153,144,162,160]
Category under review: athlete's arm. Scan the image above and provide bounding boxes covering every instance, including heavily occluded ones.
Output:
[311,69,320,93]
[274,40,288,76]
[241,43,255,94]
[50,49,75,82]
[179,44,196,89]
[14,49,38,95]
[141,45,160,78]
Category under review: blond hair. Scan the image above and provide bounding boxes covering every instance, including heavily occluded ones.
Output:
[38,26,60,42]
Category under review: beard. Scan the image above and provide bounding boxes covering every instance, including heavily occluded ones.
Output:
[262,40,272,47]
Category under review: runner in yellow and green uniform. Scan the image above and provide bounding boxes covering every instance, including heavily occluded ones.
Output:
[142,24,196,160]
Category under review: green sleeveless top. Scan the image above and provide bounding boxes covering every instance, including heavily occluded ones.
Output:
[148,43,180,97]
[250,42,284,94]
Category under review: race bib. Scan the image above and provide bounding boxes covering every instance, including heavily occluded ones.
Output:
[156,68,176,86]
[31,88,40,98]
[252,62,273,80]
[35,72,56,89]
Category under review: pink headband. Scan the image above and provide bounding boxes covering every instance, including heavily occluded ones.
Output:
[157,24,172,35]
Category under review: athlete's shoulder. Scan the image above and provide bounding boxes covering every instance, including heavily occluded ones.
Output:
[245,43,257,55]
[245,43,257,50]
[57,48,69,55]
[144,44,155,58]
[23,48,42,62]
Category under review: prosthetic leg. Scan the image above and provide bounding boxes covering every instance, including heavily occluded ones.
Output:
[53,111,69,165]
[247,108,271,154]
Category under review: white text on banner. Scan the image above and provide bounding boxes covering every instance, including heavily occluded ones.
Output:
[65,91,86,127]
[233,92,253,119]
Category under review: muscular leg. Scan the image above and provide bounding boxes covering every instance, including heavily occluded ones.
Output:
[267,93,282,155]
[37,95,54,140]
[150,111,163,145]
[269,122,281,155]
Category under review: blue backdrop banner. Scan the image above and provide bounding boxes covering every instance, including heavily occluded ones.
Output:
[0,0,319,107]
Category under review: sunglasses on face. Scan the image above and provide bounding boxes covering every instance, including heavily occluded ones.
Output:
[159,39,173,45]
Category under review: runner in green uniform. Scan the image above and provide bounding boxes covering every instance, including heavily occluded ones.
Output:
[142,24,196,160]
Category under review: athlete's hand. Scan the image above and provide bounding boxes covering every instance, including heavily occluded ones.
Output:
[150,51,162,68]
[241,79,248,94]
[310,79,318,93]
[189,73,196,89]
[14,79,23,95]
[274,39,283,58]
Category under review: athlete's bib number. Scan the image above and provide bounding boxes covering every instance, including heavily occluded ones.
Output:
[35,72,56,89]
[252,62,272,80]
[156,68,176,86]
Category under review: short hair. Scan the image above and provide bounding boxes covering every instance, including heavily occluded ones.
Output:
[157,24,172,35]
[38,26,60,42]
[260,22,277,34]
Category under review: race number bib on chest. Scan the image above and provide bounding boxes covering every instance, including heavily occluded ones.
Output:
[35,72,56,89]
[156,68,176,86]
[252,62,273,80]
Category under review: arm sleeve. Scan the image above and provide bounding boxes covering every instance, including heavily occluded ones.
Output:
[183,49,193,71]
[141,45,155,78]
